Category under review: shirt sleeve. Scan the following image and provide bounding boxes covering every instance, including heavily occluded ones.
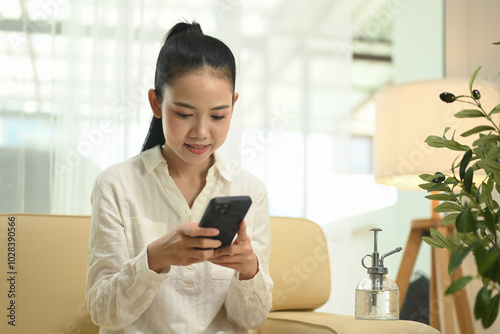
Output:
[224,186,274,329]
[85,175,168,330]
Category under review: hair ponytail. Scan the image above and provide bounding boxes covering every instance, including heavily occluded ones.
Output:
[141,117,164,152]
[141,21,236,153]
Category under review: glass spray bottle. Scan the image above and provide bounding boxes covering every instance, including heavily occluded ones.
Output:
[355,228,402,320]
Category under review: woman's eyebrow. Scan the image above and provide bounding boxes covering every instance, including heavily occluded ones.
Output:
[173,102,230,111]
[173,102,196,109]
[210,105,230,111]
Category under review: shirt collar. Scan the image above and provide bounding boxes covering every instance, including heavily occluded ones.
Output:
[212,151,234,183]
[141,145,234,183]
[142,145,165,173]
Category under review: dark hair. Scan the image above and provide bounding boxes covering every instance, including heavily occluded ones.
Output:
[141,22,237,152]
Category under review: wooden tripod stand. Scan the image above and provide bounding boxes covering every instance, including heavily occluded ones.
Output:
[396,208,475,333]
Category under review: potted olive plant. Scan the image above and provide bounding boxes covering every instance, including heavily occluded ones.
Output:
[418,52,500,329]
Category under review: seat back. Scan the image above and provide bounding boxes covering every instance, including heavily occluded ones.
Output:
[269,216,331,311]
[0,214,99,333]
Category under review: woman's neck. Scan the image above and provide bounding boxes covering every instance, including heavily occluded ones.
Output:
[162,148,214,207]
[164,151,213,178]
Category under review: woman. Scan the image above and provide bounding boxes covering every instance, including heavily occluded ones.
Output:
[85,22,273,333]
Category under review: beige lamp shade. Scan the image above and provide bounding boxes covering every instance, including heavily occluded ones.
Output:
[374,79,500,190]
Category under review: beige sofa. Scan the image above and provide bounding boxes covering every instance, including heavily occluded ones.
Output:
[1,214,98,333]
[0,214,439,333]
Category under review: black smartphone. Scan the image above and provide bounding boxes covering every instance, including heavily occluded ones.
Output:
[198,196,252,248]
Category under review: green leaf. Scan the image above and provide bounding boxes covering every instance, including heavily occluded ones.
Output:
[481,181,499,210]
[461,125,496,137]
[448,245,472,275]
[425,193,454,201]
[419,172,446,183]
[459,150,472,180]
[456,203,476,233]
[454,109,485,118]
[495,174,500,192]
[434,202,462,213]
[490,104,500,116]
[483,208,496,236]
[469,66,482,93]
[485,147,500,163]
[475,184,482,204]
[422,236,444,249]
[419,173,435,182]
[429,228,453,251]
[446,234,460,249]
[477,159,500,174]
[445,176,460,184]
[427,183,452,192]
[473,134,500,147]
[425,135,446,148]
[418,182,435,191]
[477,248,500,276]
[445,276,473,295]
[482,293,500,328]
[442,212,459,225]
[463,167,474,193]
[445,141,471,151]
[424,136,470,151]
[475,287,492,320]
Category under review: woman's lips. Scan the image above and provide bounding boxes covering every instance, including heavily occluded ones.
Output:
[185,143,210,154]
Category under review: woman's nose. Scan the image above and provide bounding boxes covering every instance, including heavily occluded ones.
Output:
[190,118,208,139]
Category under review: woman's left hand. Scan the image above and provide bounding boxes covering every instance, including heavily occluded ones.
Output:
[208,220,259,280]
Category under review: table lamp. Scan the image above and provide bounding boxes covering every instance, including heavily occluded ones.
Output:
[373,79,500,333]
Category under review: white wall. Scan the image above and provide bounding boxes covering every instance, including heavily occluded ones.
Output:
[445,0,500,80]
[393,0,445,83]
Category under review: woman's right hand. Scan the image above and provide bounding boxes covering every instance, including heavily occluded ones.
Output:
[146,222,221,274]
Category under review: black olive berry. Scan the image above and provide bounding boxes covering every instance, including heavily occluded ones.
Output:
[440,92,456,103]
[432,172,445,183]
[472,89,481,99]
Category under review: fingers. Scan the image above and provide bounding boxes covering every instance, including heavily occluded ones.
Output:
[201,220,258,279]
[236,220,247,242]
[187,248,216,262]
[192,238,222,250]
[180,222,220,238]
[178,223,222,249]
[148,221,227,272]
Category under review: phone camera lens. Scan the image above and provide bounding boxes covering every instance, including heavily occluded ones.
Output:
[215,203,231,215]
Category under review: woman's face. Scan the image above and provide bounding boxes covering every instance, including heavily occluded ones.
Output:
[157,69,238,170]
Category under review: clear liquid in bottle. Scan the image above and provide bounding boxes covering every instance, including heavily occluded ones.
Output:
[355,228,402,320]
[355,288,399,320]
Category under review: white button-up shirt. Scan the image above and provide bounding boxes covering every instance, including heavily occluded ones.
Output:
[85,146,273,333]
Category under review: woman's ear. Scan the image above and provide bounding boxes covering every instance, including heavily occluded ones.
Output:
[148,89,162,119]
[233,92,239,105]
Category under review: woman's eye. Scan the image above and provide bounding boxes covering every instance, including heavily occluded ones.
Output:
[211,115,225,120]
[176,112,191,118]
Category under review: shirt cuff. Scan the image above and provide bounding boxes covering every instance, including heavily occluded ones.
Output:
[232,255,272,303]
[137,247,169,287]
